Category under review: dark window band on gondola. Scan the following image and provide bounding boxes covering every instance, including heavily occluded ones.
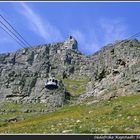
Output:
[45,76,59,90]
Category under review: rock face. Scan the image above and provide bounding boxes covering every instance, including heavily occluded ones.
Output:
[78,39,140,101]
[0,36,79,107]
[0,36,140,105]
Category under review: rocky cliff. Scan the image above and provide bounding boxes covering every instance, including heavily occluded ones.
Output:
[0,36,140,106]
[79,39,140,102]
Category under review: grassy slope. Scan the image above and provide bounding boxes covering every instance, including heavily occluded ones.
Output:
[0,93,140,134]
[63,78,89,96]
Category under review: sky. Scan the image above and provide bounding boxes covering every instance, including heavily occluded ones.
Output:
[0,2,140,55]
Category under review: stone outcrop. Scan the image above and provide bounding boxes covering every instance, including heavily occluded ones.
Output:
[78,39,140,101]
[0,36,140,105]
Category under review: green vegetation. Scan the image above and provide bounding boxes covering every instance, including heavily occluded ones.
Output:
[0,102,48,127]
[63,78,89,96]
[0,102,47,110]
[0,93,140,133]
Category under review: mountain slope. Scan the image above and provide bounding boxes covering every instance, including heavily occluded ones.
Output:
[0,93,140,133]
[0,36,140,133]
[0,37,140,106]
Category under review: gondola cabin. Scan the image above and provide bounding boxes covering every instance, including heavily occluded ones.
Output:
[45,77,59,90]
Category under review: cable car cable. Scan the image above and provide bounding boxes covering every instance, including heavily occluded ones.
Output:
[0,20,28,47]
[0,14,31,47]
[0,25,25,48]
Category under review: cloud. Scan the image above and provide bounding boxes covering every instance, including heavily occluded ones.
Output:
[70,30,85,45]
[99,18,128,44]
[70,29,100,55]
[18,2,63,42]
[70,18,128,55]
